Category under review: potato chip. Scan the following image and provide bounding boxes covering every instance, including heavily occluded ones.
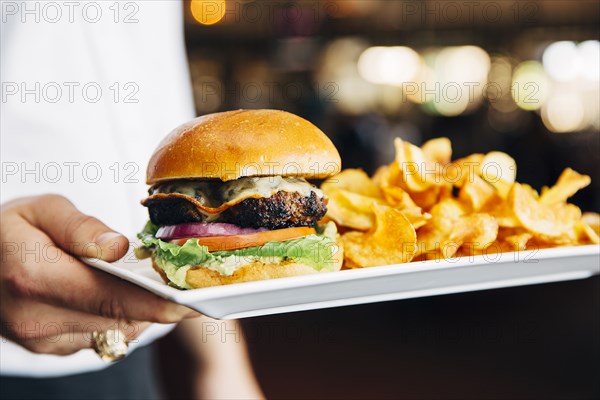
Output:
[394,138,443,192]
[523,237,556,250]
[320,135,594,269]
[322,169,382,198]
[495,226,524,238]
[400,207,431,230]
[494,214,520,228]
[510,183,580,238]
[481,195,520,227]
[530,232,577,247]
[337,190,386,214]
[574,221,600,245]
[450,153,484,187]
[421,137,452,165]
[429,198,467,230]
[415,225,446,257]
[375,159,432,209]
[488,152,517,182]
[540,212,589,245]
[501,233,532,251]
[521,183,539,198]
[372,162,406,192]
[371,165,391,187]
[480,151,517,182]
[325,189,384,231]
[386,161,404,187]
[459,174,498,212]
[414,199,466,257]
[539,168,591,206]
[380,185,417,209]
[410,186,446,210]
[342,204,417,267]
[582,212,600,236]
[342,258,362,269]
[438,214,498,259]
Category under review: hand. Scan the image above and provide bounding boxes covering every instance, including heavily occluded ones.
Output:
[0,194,197,355]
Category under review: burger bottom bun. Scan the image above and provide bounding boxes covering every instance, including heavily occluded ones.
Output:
[151,244,344,289]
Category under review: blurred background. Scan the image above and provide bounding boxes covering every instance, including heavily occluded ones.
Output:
[159,1,599,398]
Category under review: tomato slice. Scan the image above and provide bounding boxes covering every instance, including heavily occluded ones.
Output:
[170,226,316,252]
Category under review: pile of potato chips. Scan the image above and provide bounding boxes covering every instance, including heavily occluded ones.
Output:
[321,137,599,268]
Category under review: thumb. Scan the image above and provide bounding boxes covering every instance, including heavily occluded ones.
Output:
[24,194,129,262]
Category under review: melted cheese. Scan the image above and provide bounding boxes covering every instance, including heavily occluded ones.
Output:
[151,176,323,209]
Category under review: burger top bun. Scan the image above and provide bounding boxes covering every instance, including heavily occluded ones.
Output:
[146,109,342,184]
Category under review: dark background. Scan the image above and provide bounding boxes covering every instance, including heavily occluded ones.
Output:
[181,0,600,211]
[160,1,599,399]
[160,276,599,399]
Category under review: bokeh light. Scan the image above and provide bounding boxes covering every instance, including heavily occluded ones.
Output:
[191,0,226,25]
[541,92,585,133]
[429,46,490,116]
[511,61,549,111]
[318,36,597,130]
[487,56,517,113]
[542,41,582,82]
[357,46,422,86]
[316,38,378,115]
[577,40,600,82]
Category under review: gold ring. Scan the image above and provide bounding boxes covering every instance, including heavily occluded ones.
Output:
[91,328,129,362]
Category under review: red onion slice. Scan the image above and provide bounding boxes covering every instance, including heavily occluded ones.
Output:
[156,222,268,240]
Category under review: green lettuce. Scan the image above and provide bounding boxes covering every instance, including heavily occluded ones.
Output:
[137,221,340,285]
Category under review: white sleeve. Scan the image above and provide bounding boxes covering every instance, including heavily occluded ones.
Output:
[1,0,195,377]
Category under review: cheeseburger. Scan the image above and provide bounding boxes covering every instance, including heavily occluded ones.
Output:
[136,109,343,289]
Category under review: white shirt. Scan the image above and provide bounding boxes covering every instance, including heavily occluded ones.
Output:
[1,1,195,377]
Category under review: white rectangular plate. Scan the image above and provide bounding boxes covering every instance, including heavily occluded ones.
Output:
[82,244,600,320]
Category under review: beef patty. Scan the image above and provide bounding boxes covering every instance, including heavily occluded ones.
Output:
[144,191,326,230]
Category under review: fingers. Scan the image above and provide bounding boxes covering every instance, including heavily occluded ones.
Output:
[3,301,151,356]
[25,256,195,324]
[4,215,197,324]
[17,194,129,262]
[41,262,193,323]
[1,194,197,356]
[37,255,195,323]
[44,320,150,357]
[3,297,144,336]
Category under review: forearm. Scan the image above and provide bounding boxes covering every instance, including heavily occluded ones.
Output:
[177,316,264,399]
